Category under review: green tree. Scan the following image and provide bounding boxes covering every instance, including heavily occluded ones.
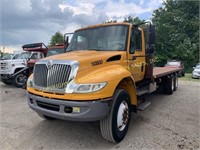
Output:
[123,16,145,24]
[49,32,64,46]
[104,16,145,24]
[152,0,199,71]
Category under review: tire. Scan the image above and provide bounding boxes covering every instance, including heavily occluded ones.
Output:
[164,76,173,95]
[100,89,131,143]
[12,73,27,88]
[37,113,56,121]
[1,79,12,85]
[173,76,178,91]
[182,72,185,77]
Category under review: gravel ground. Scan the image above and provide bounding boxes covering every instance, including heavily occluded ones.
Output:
[0,80,199,150]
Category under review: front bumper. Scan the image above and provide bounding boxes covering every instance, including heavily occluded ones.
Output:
[27,92,112,121]
[0,74,12,81]
[192,72,200,79]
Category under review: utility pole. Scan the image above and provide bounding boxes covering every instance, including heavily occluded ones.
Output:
[3,45,5,53]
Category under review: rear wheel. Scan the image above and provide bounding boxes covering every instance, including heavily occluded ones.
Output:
[12,73,27,88]
[164,76,173,95]
[173,76,178,91]
[100,89,131,143]
[182,71,185,77]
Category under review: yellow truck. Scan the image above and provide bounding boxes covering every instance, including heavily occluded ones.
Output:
[26,22,182,143]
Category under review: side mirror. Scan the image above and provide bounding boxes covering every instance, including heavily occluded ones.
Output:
[147,24,155,45]
[64,32,73,52]
[65,36,69,46]
[64,35,69,51]
[146,24,155,54]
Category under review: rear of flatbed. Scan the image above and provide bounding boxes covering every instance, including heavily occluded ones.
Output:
[150,66,182,95]
[153,67,182,79]
[137,66,182,99]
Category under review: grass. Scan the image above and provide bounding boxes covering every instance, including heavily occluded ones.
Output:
[179,73,200,82]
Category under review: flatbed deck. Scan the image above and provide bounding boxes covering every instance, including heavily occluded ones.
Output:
[153,67,182,79]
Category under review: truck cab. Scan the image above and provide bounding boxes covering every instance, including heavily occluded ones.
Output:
[27,22,181,143]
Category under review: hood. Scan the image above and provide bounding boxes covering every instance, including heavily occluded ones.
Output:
[43,50,125,71]
[194,68,200,72]
[0,59,24,63]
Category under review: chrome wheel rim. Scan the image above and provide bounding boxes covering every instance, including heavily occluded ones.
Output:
[16,74,26,85]
[172,78,174,90]
[117,101,129,131]
[175,77,178,87]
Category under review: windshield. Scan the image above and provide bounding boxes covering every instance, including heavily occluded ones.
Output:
[67,25,128,51]
[2,54,14,60]
[19,52,31,59]
[47,48,65,57]
[12,53,21,59]
[195,65,200,69]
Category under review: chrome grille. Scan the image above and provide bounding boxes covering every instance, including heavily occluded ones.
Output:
[0,62,7,70]
[33,64,71,89]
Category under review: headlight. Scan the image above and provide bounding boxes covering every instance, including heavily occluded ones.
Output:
[4,64,8,69]
[27,78,33,87]
[74,82,107,93]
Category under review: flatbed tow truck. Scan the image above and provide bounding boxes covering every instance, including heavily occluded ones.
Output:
[26,22,182,143]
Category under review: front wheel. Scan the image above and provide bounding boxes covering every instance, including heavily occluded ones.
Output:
[12,73,27,88]
[100,89,131,143]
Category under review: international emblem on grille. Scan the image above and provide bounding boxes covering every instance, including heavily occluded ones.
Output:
[47,60,52,69]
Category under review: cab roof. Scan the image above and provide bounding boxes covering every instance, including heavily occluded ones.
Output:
[75,22,131,32]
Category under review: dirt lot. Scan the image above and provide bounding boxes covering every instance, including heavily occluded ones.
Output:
[0,80,199,150]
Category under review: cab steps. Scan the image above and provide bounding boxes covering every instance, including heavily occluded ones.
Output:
[137,100,151,111]
[136,89,149,97]
[136,88,151,111]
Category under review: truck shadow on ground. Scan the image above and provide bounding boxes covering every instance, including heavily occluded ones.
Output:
[25,119,116,149]
[0,83,16,89]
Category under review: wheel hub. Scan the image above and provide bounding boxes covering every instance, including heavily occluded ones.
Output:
[117,101,129,131]
[16,74,26,84]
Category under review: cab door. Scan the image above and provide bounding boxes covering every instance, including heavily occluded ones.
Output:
[128,27,146,82]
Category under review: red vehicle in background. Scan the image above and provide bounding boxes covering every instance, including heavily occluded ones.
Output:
[11,33,73,88]
[11,32,73,88]
[46,43,66,57]
[11,43,48,87]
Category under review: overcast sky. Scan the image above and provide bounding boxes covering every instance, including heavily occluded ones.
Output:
[0,0,164,52]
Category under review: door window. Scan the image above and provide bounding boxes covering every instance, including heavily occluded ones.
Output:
[30,53,38,59]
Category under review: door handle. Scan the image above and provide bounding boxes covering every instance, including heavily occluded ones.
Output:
[132,56,136,60]
[141,63,144,72]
